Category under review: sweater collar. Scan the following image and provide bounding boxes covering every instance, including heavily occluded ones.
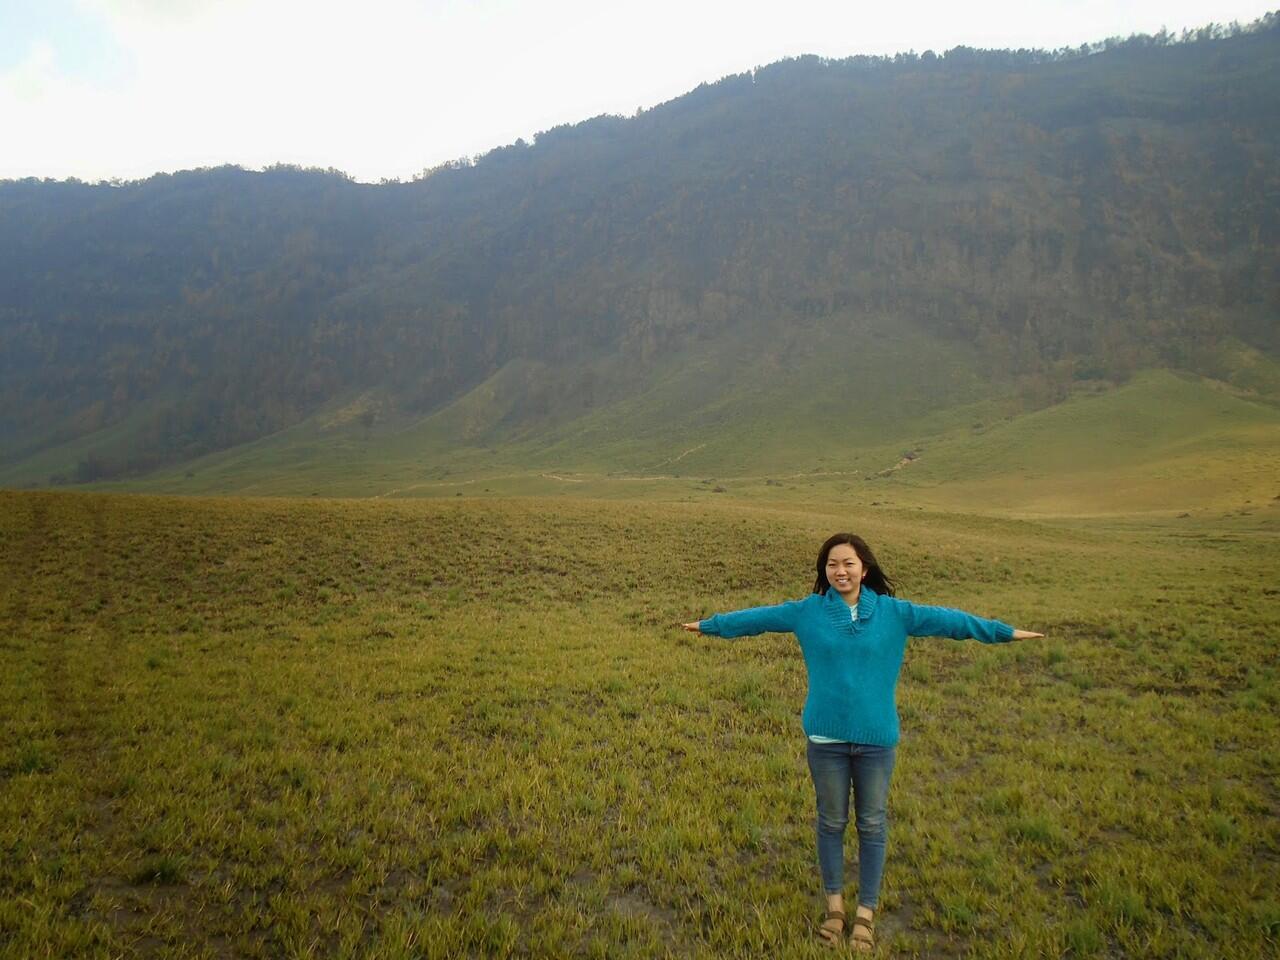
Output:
[826,585,879,619]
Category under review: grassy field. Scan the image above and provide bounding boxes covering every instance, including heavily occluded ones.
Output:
[2,489,1278,959]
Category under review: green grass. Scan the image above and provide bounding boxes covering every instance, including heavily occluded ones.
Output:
[48,359,1271,527]
[11,304,1274,526]
[26,313,1013,498]
[2,490,1277,958]
[893,369,1280,515]
[0,394,175,489]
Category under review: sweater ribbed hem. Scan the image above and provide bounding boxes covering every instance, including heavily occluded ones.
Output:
[802,714,900,748]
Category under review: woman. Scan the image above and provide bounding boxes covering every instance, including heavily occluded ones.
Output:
[682,533,1043,951]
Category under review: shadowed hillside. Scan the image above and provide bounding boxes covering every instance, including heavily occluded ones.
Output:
[1,16,1277,489]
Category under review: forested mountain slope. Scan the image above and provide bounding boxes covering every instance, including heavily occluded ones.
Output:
[1,18,1277,487]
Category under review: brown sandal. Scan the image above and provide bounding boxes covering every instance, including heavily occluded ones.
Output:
[817,910,846,946]
[851,912,875,952]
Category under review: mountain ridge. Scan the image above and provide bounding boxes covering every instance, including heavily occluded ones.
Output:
[1,17,1277,496]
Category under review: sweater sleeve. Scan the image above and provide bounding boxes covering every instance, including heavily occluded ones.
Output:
[699,599,804,639]
[894,598,1014,644]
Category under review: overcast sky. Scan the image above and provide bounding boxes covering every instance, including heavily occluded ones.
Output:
[2,0,1274,183]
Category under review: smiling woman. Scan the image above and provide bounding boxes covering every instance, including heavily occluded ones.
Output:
[681,532,1044,951]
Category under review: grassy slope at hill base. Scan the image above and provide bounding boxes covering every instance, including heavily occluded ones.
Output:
[72,365,1280,523]
[890,369,1280,516]
[21,313,999,497]
[2,490,1276,959]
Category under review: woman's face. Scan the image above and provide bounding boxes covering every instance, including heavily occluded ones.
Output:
[825,543,865,598]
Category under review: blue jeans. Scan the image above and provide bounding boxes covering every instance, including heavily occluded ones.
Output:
[805,739,897,907]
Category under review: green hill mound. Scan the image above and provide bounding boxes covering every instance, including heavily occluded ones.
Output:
[91,350,1278,520]
[884,370,1279,515]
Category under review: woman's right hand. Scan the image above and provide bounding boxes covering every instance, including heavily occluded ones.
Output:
[681,621,703,633]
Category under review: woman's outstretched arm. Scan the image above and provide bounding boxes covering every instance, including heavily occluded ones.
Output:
[680,599,805,638]
[892,598,1044,643]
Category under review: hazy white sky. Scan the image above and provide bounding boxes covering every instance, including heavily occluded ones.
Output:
[1,0,1273,183]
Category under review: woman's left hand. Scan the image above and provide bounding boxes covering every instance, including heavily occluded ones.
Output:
[1010,629,1045,640]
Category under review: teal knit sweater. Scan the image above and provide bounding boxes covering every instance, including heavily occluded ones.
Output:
[699,587,1014,746]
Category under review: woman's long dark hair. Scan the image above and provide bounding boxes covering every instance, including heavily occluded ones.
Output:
[813,533,897,597]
